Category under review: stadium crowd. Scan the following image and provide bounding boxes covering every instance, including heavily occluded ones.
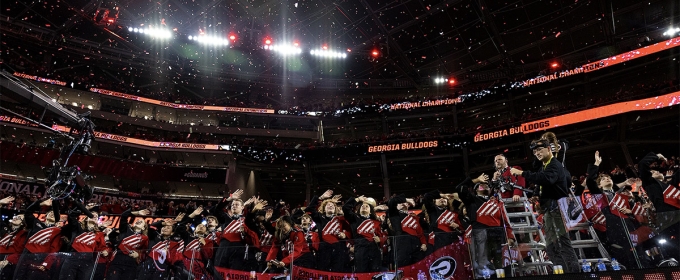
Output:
[1,132,679,280]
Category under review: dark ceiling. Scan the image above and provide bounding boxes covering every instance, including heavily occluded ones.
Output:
[2,0,678,91]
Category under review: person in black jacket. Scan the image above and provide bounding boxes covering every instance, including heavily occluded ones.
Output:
[57,201,105,280]
[511,139,579,273]
[638,152,680,260]
[106,208,150,280]
[454,174,515,278]
[305,190,351,272]
[581,151,647,269]
[212,189,260,271]
[387,194,427,267]
[422,190,462,251]
[0,196,26,280]
[13,198,63,280]
[137,213,186,280]
[343,196,385,272]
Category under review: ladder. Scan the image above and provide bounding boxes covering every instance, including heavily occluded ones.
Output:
[557,196,611,266]
[501,195,553,276]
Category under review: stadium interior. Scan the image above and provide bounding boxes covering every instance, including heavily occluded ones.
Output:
[0,0,679,278]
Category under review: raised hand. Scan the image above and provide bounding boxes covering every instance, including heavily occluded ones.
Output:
[0,196,14,205]
[133,209,150,216]
[320,189,334,200]
[175,213,185,222]
[594,151,602,166]
[190,206,204,218]
[231,189,244,200]
[163,218,177,226]
[331,194,343,203]
[657,154,667,162]
[265,208,274,221]
[475,173,490,183]
[356,195,366,202]
[253,200,268,211]
[375,205,388,211]
[40,199,53,207]
[493,171,501,181]
[244,196,256,206]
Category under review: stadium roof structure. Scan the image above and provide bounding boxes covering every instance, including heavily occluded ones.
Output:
[2,0,678,91]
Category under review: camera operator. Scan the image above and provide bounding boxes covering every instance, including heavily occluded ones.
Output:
[492,154,526,202]
[510,139,579,273]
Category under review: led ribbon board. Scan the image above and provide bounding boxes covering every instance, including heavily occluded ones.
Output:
[474,90,680,142]
[89,88,275,114]
[48,124,222,150]
[520,37,680,88]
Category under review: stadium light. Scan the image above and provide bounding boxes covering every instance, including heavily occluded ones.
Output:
[434,77,451,84]
[128,26,173,39]
[188,34,230,46]
[265,43,303,56]
[663,27,680,37]
[310,48,348,59]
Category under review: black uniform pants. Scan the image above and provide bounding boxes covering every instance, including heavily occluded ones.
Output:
[292,252,316,269]
[58,253,96,280]
[106,254,138,280]
[12,252,60,280]
[354,241,381,272]
[316,241,349,272]
[215,239,252,271]
[394,235,422,267]
[137,258,170,280]
[432,231,456,251]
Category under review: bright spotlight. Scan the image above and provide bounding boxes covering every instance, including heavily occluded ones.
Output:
[663,27,680,37]
[659,239,667,245]
[310,48,348,59]
[190,35,230,46]
[265,43,302,56]
[434,77,450,84]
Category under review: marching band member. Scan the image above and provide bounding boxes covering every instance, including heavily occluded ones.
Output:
[343,196,386,272]
[13,199,63,280]
[106,208,150,280]
[387,194,427,267]
[455,174,515,278]
[58,202,107,280]
[266,216,315,269]
[0,197,26,280]
[305,190,351,272]
[423,190,462,251]
[212,190,260,271]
